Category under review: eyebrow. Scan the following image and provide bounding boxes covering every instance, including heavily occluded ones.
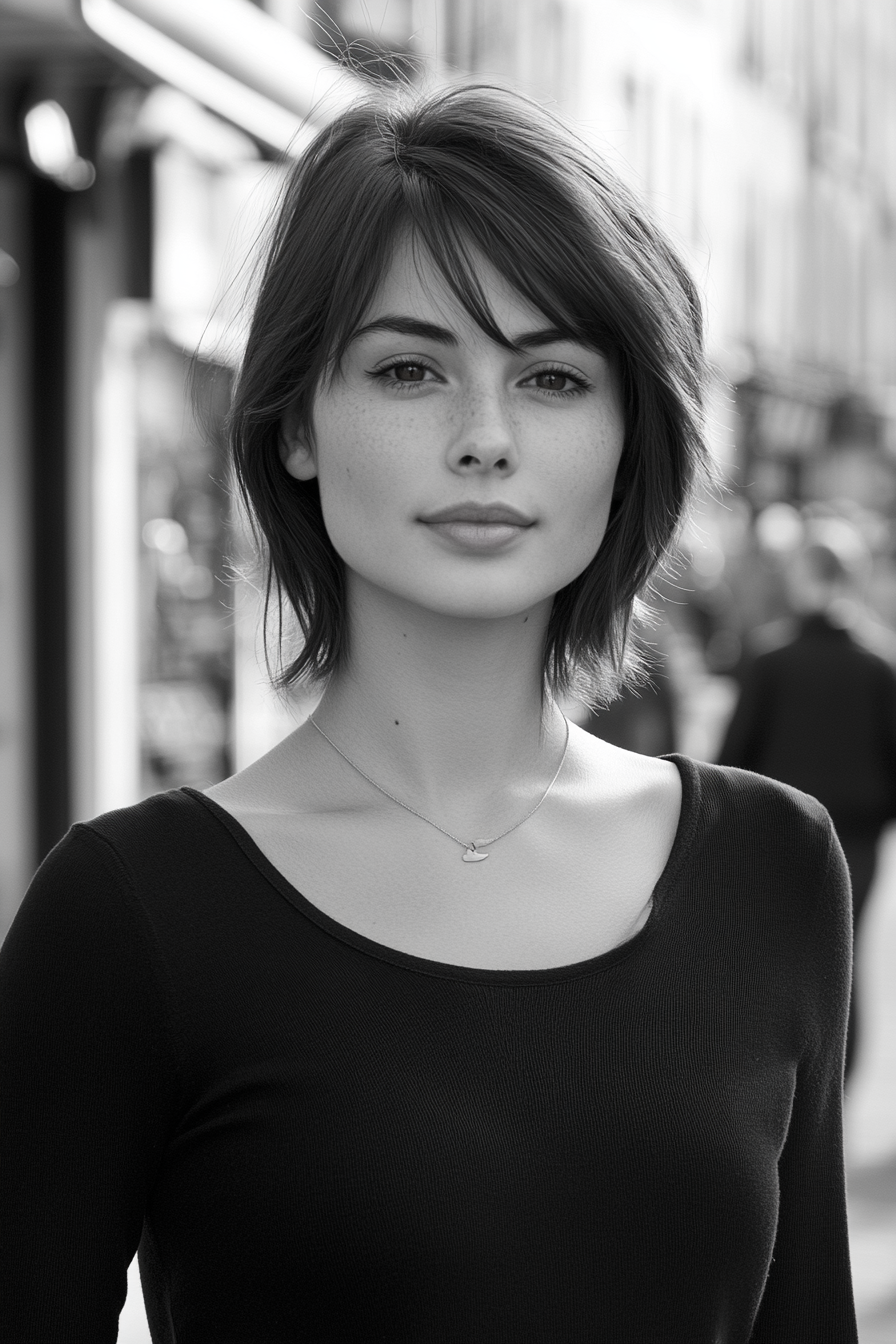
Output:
[347,316,583,351]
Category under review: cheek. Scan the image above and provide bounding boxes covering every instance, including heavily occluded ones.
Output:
[314,403,393,516]
[562,421,624,524]
[548,427,624,577]
[311,406,420,582]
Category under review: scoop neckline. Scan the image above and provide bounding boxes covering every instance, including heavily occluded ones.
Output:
[182,753,701,986]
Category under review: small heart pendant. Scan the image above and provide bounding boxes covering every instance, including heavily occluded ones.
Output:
[462,847,489,862]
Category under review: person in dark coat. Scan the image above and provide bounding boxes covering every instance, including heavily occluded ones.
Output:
[719,524,896,1077]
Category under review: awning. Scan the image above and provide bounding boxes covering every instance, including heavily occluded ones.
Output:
[80,0,367,154]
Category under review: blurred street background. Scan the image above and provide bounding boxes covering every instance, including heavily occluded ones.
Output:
[2,1,896,1338]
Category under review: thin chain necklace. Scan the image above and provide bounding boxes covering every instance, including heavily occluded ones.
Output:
[307,712,571,863]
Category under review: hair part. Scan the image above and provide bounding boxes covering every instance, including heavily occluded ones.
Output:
[229,82,710,706]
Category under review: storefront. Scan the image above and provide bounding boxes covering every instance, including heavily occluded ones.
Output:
[0,0,368,930]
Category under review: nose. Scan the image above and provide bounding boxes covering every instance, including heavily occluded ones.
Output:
[446,387,519,476]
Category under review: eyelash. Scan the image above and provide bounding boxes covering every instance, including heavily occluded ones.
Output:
[367,361,440,394]
[526,366,593,398]
[367,359,593,398]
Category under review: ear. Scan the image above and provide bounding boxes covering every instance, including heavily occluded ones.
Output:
[279,409,317,481]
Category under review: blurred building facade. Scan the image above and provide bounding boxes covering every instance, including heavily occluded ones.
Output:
[435,0,896,736]
[0,0,364,931]
[2,0,896,933]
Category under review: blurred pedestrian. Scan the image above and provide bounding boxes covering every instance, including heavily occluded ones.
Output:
[719,520,896,1078]
[1,85,856,1341]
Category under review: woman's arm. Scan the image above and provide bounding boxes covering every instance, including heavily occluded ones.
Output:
[0,826,181,1343]
[749,827,858,1342]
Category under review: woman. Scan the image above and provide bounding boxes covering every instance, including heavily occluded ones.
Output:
[0,85,856,1342]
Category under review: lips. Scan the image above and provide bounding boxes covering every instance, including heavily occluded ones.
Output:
[418,502,535,553]
[418,503,535,526]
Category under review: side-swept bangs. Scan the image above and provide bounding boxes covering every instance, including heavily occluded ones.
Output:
[229,82,709,704]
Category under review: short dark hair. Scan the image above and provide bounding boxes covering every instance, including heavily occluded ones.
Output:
[229,82,709,704]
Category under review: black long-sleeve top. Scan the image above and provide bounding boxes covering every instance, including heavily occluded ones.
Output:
[0,756,856,1342]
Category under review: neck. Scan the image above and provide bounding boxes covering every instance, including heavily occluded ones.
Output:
[310,575,564,818]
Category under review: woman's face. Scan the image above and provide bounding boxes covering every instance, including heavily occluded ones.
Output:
[282,237,625,622]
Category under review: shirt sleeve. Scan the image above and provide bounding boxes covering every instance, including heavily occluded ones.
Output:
[0,825,182,1343]
[749,823,858,1343]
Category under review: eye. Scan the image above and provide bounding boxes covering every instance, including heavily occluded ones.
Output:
[522,365,591,396]
[533,370,572,391]
[390,362,429,383]
[367,358,441,392]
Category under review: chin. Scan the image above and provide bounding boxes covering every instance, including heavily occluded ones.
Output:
[391,578,560,623]
[346,557,587,624]
[427,599,543,622]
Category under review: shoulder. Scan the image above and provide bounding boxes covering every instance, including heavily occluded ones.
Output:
[2,803,206,1021]
[673,756,848,936]
[82,787,212,856]
[566,725,681,821]
[848,625,896,682]
[672,757,850,995]
[204,722,328,818]
[744,616,799,659]
[5,790,267,1011]
[847,611,896,668]
[673,756,842,903]
[79,787,233,882]
[13,790,228,936]
[677,755,835,854]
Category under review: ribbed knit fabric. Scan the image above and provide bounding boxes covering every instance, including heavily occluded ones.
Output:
[0,756,857,1343]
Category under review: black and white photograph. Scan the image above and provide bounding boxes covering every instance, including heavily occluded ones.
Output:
[2,2,896,1340]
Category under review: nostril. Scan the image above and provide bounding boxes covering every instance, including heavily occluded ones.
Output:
[456,451,511,470]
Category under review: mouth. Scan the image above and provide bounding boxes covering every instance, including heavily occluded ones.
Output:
[418,503,536,526]
[418,502,535,553]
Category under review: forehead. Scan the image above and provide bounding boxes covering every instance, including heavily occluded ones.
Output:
[359,233,552,341]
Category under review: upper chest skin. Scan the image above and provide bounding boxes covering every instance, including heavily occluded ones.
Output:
[206,730,682,971]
